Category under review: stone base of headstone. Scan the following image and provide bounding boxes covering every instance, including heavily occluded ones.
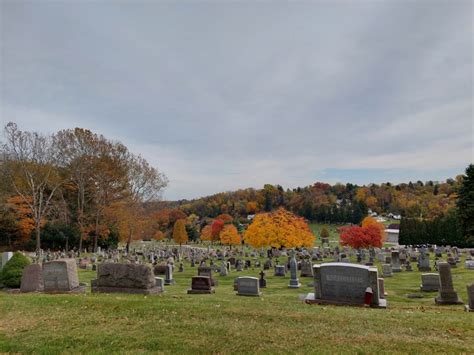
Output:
[187,288,215,294]
[91,284,163,295]
[164,279,175,286]
[435,293,463,305]
[237,291,262,297]
[45,283,87,294]
[465,305,473,312]
[288,280,301,288]
[304,293,387,309]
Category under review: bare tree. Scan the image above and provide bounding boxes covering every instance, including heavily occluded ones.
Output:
[1,122,64,250]
[123,153,168,252]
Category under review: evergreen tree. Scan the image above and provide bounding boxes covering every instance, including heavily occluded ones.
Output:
[456,164,474,245]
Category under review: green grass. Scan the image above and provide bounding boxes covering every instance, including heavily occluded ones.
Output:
[1,252,473,354]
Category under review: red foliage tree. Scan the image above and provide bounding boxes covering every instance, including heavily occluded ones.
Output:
[339,225,383,249]
[211,219,225,241]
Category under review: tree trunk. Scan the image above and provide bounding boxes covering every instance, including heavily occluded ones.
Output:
[93,213,99,253]
[35,223,41,251]
[126,231,132,254]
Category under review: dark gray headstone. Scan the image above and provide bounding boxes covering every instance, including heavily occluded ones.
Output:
[435,262,462,305]
[92,263,161,294]
[20,264,44,293]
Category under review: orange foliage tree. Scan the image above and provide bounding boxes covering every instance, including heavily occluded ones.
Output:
[243,208,315,248]
[200,225,213,242]
[172,219,188,245]
[6,195,39,247]
[153,230,165,241]
[361,216,385,240]
[219,224,241,246]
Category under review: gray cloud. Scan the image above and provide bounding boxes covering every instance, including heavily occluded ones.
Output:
[1,0,472,199]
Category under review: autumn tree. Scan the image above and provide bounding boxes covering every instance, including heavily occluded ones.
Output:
[55,128,106,252]
[199,224,213,242]
[361,216,385,240]
[243,208,314,248]
[122,153,167,252]
[6,195,38,247]
[215,213,233,223]
[219,224,241,247]
[153,230,165,241]
[1,122,65,250]
[211,219,225,241]
[339,225,383,249]
[246,201,257,214]
[320,227,330,242]
[173,219,188,246]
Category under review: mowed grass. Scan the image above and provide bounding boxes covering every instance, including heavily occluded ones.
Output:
[1,251,473,354]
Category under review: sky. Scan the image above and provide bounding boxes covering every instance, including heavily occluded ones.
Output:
[1,0,472,200]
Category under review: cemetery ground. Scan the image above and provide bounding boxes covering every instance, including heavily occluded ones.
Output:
[1,255,473,354]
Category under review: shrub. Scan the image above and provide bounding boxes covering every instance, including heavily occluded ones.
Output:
[0,252,31,288]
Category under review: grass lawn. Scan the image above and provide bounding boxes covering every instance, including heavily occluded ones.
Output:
[1,248,473,354]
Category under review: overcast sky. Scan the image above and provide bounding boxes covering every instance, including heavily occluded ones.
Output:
[1,0,472,200]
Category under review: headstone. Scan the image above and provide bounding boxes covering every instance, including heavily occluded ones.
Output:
[274,265,286,277]
[300,260,313,277]
[382,264,392,278]
[178,263,184,272]
[420,273,440,292]
[198,266,218,286]
[305,263,386,308]
[288,250,301,288]
[236,276,261,296]
[219,261,228,276]
[378,278,386,299]
[259,271,266,288]
[154,264,167,275]
[155,277,165,292]
[391,251,401,272]
[20,264,44,293]
[434,262,463,305]
[1,252,13,269]
[465,283,474,312]
[91,263,162,294]
[263,259,272,270]
[43,259,85,293]
[465,260,474,270]
[164,264,175,285]
[418,252,431,271]
[187,276,214,294]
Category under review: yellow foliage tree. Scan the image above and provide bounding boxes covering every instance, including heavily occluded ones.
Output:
[219,224,241,246]
[243,208,314,248]
[173,219,188,245]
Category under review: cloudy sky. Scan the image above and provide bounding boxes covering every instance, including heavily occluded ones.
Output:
[1,0,472,200]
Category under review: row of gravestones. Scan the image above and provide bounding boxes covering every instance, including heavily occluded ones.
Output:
[15,256,474,312]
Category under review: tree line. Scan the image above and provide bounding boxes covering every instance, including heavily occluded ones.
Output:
[0,123,167,252]
[399,164,474,247]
